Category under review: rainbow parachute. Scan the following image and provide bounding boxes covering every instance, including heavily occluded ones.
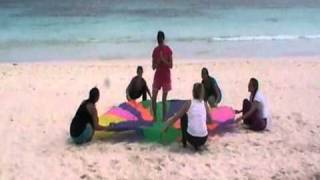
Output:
[96,100,234,144]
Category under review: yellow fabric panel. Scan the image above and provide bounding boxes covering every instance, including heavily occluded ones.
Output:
[98,115,123,126]
[94,115,124,139]
[94,131,114,139]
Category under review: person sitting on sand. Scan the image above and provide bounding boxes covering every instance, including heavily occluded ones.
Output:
[201,67,222,108]
[70,87,107,144]
[235,78,270,131]
[152,31,173,121]
[163,83,211,151]
[126,66,151,101]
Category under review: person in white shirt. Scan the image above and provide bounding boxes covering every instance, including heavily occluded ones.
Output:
[163,83,212,151]
[235,78,270,131]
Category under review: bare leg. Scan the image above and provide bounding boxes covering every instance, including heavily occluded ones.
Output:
[152,89,159,121]
[162,91,168,121]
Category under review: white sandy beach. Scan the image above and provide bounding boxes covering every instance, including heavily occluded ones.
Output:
[1,57,320,180]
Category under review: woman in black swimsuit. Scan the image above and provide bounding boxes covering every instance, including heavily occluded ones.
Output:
[70,87,107,144]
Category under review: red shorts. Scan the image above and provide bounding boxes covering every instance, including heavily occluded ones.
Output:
[152,45,173,93]
[152,72,171,92]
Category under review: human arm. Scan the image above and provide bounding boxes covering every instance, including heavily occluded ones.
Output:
[212,79,222,104]
[167,56,173,69]
[205,103,213,123]
[235,110,243,114]
[126,78,134,101]
[235,101,260,123]
[152,57,158,70]
[146,84,152,99]
[87,103,107,131]
[162,100,191,132]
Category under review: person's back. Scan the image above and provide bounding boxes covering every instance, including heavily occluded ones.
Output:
[70,100,93,138]
[152,44,172,89]
[153,45,172,70]
[187,99,208,137]
[202,76,220,100]
[131,76,147,92]
[151,31,173,121]
[163,83,209,151]
[69,87,107,144]
[252,90,271,129]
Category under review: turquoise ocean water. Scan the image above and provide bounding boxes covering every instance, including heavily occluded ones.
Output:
[1,0,320,62]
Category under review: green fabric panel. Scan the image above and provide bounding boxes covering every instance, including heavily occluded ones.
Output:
[140,100,179,144]
[142,121,181,145]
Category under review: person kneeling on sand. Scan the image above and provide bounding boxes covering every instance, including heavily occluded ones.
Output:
[201,67,222,108]
[235,78,270,131]
[70,87,108,144]
[162,83,211,151]
[126,66,151,101]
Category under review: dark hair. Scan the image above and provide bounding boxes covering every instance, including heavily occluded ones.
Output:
[250,78,259,101]
[89,87,100,103]
[201,67,209,76]
[137,66,143,73]
[193,83,204,100]
[157,31,165,44]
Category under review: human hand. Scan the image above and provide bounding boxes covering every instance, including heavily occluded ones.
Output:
[235,110,242,114]
[162,125,169,133]
[161,120,171,133]
[235,117,242,123]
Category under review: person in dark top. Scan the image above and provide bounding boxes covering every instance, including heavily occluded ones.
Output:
[126,66,151,101]
[201,67,222,108]
[70,87,107,144]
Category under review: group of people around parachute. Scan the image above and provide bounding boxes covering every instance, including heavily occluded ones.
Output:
[69,31,270,151]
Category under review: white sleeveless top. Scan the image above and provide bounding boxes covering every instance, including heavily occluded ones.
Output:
[187,99,208,137]
[252,90,271,130]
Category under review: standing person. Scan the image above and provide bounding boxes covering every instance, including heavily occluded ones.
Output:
[201,67,222,108]
[69,87,107,144]
[151,31,173,121]
[235,78,270,131]
[163,83,211,151]
[126,66,151,101]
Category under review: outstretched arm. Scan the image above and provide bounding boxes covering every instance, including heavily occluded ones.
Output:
[235,101,259,122]
[87,104,107,131]
[163,100,191,131]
